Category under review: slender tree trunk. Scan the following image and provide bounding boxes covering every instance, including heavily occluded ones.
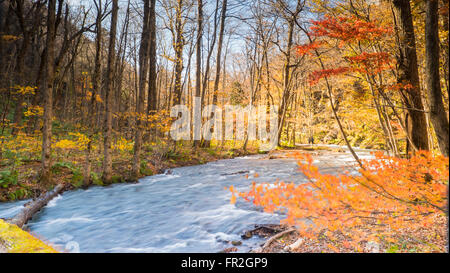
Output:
[277,0,303,145]
[425,0,449,156]
[173,0,184,106]
[133,0,151,179]
[194,0,203,147]
[212,0,227,106]
[147,0,157,113]
[204,0,227,148]
[41,0,57,184]
[201,0,219,107]
[84,0,104,187]
[102,0,118,183]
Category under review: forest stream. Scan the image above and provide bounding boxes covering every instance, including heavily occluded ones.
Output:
[0,146,374,253]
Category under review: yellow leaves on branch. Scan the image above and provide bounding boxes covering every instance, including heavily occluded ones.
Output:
[13,85,37,96]
[112,137,134,153]
[230,151,449,249]
[0,35,20,42]
[24,105,43,117]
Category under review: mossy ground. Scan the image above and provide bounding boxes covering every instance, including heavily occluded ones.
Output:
[1,138,260,202]
[0,219,57,253]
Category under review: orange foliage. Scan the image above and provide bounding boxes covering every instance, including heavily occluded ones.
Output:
[310,15,392,42]
[296,41,322,56]
[346,52,393,74]
[230,152,448,250]
[300,15,394,86]
[308,67,350,85]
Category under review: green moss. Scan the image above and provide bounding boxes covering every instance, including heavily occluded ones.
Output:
[71,171,84,188]
[111,175,124,184]
[140,162,154,176]
[0,169,18,188]
[91,172,103,186]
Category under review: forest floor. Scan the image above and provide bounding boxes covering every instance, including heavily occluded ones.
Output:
[250,213,448,253]
[0,219,58,253]
[238,148,448,254]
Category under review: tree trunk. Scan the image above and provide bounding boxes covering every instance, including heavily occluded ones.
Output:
[40,0,57,185]
[173,0,184,106]
[204,0,227,148]
[392,0,429,151]
[133,0,151,179]
[277,0,303,146]
[425,0,449,156]
[194,0,203,147]
[212,0,227,106]
[147,0,157,113]
[102,0,118,183]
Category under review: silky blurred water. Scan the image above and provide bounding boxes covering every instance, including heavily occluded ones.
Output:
[0,146,373,253]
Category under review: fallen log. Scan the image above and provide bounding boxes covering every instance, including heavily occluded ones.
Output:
[7,184,65,228]
[251,228,297,253]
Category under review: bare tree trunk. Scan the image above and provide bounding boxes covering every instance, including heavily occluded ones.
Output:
[41,0,57,185]
[133,0,151,179]
[147,0,157,113]
[277,0,303,146]
[84,0,105,187]
[204,0,227,148]
[212,0,227,106]
[102,0,118,184]
[201,0,219,107]
[194,0,203,147]
[425,0,449,156]
[173,0,184,106]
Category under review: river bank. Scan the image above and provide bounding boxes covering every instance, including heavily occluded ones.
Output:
[3,145,442,253]
[0,145,370,253]
[0,219,58,253]
[1,145,262,253]
[0,144,261,203]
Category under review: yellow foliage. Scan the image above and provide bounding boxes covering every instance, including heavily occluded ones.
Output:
[54,133,90,151]
[24,105,44,117]
[54,139,78,150]
[13,85,37,96]
[112,137,134,152]
[1,35,19,42]
[2,133,41,157]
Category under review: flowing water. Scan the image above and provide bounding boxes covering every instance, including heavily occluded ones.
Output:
[0,146,373,253]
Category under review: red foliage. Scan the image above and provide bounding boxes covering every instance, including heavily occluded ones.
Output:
[308,67,350,85]
[310,15,392,42]
[296,41,322,56]
[346,52,393,73]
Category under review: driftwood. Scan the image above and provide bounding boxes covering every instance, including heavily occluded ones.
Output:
[251,228,297,253]
[261,228,296,249]
[242,224,286,240]
[283,238,304,252]
[8,184,65,228]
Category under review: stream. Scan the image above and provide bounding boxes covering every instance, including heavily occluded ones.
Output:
[0,146,373,253]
